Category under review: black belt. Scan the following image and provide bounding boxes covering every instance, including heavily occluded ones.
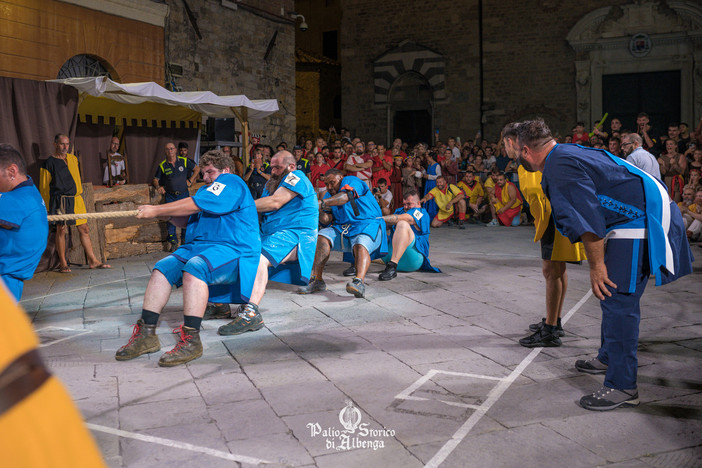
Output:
[0,349,51,417]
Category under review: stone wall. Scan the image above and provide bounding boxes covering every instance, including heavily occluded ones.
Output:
[166,0,296,146]
[339,0,632,143]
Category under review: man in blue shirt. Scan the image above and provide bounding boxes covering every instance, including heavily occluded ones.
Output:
[0,144,48,300]
[217,151,319,335]
[298,169,388,298]
[511,119,693,411]
[153,142,199,251]
[117,150,260,367]
[378,189,440,280]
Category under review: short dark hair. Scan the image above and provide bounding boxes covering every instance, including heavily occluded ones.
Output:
[668,123,679,129]
[178,142,188,149]
[324,168,343,178]
[403,189,419,199]
[637,112,649,119]
[0,143,26,175]
[515,118,553,149]
[54,133,68,143]
[377,178,387,185]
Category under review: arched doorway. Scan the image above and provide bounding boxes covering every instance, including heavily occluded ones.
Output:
[388,72,433,146]
[567,1,702,132]
[373,40,446,145]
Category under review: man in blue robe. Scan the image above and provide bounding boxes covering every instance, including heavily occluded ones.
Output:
[217,151,319,335]
[378,189,440,280]
[298,169,388,298]
[0,144,48,301]
[510,119,693,411]
[115,150,261,367]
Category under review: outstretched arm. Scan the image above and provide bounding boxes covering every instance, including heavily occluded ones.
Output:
[256,186,296,212]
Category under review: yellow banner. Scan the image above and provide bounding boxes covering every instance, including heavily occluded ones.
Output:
[78,96,201,128]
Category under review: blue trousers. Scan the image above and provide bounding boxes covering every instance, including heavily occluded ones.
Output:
[165,191,189,242]
[596,238,649,390]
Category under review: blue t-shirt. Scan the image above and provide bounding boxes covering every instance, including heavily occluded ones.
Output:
[261,170,318,235]
[180,173,261,267]
[324,175,384,239]
[391,206,440,272]
[0,177,49,281]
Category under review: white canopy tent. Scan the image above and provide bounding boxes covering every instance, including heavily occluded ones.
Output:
[50,76,280,159]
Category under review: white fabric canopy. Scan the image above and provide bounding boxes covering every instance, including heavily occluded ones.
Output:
[50,77,279,120]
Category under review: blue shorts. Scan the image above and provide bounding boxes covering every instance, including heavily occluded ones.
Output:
[319,225,383,256]
[154,254,240,288]
[382,238,424,272]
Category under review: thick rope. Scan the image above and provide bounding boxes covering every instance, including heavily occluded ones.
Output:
[47,210,139,221]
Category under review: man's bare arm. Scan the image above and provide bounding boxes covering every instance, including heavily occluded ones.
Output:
[581,232,617,300]
[381,212,416,227]
[256,186,296,212]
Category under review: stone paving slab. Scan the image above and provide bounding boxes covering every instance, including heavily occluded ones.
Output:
[20,225,702,467]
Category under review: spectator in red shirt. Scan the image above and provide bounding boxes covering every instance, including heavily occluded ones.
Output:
[345,141,373,188]
[310,152,331,199]
[572,122,590,145]
[372,146,393,188]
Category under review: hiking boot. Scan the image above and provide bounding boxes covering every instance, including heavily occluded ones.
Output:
[158,325,202,367]
[575,357,608,374]
[297,278,327,294]
[115,319,160,361]
[346,278,365,298]
[218,304,264,336]
[529,318,565,337]
[203,302,231,320]
[342,265,357,277]
[378,262,397,281]
[519,327,562,348]
[579,386,639,411]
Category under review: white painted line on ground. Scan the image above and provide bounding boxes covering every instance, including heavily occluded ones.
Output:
[424,289,593,468]
[395,369,506,402]
[36,327,94,348]
[86,423,273,465]
[20,274,151,303]
[401,395,481,410]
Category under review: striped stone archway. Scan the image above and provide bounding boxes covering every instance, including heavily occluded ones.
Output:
[373,40,446,105]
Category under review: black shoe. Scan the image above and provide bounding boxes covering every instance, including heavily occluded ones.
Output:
[378,262,397,281]
[343,265,357,277]
[458,220,465,230]
[529,318,565,337]
[218,304,264,336]
[297,278,327,294]
[579,386,639,411]
[519,327,562,348]
[346,278,365,298]
[575,357,608,374]
[203,302,231,320]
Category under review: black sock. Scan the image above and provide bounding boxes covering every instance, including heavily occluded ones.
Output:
[141,309,160,325]
[543,323,556,333]
[388,261,397,268]
[184,315,202,330]
[556,317,562,327]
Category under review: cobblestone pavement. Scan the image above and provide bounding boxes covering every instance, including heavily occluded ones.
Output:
[21,225,702,468]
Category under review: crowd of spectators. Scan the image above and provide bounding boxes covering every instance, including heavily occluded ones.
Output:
[238,115,702,241]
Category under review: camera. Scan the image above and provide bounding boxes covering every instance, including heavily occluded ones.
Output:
[372,187,380,195]
[299,21,308,32]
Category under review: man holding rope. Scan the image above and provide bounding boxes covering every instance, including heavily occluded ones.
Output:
[0,144,48,300]
[39,133,110,272]
[116,150,260,367]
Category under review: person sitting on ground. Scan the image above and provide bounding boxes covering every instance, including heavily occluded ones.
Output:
[297,169,388,299]
[215,151,319,336]
[374,177,393,215]
[679,187,702,241]
[115,150,260,367]
[377,190,441,281]
[487,172,522,226]
[457,171,488,223]
[419,175,466,229]
[0,143,48,300]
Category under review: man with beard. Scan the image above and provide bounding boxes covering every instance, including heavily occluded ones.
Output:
[215,151,319,335]
[502,123,585,348]
[298,168,388,298]
[509,118,692,411]
[115,150,260,366]
[487,172,522,226]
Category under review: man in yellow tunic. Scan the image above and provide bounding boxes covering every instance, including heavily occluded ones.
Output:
[39,133,110,273]
[503,124,586,347]
[420,175,467,229]
[0,283,106,467]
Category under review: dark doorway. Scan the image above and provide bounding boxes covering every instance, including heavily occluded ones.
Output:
[393,110,431,146]
[602,70,680,137]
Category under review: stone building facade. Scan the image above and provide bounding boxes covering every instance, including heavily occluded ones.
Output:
[166,0,296,145]
[338,0,702,143]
